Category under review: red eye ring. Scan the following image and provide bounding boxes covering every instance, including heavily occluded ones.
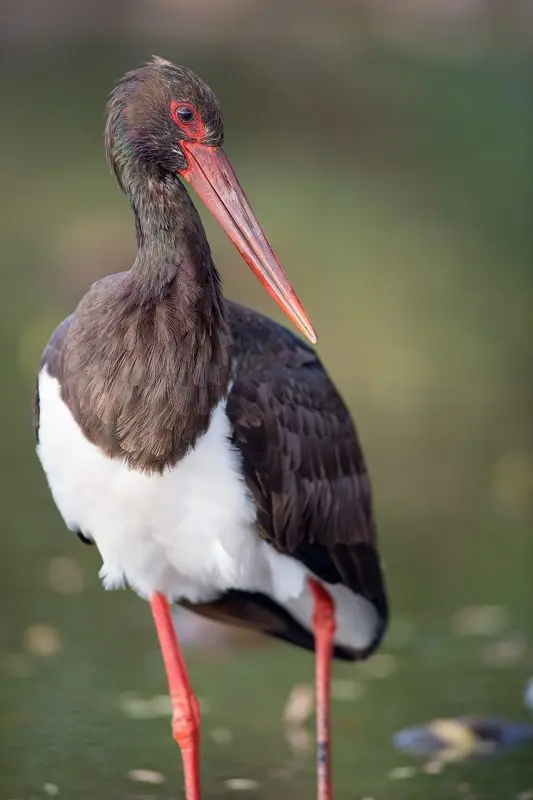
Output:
[170,100,204,138]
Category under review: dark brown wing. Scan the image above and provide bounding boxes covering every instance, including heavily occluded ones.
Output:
[34,314,94,546]
[226,302,387,615]
[33,315,73,440]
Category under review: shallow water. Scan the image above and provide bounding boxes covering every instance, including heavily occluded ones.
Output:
[2,520,532,799]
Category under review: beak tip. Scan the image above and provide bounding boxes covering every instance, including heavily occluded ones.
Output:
[293,310,317,346]
[299,320,317,345]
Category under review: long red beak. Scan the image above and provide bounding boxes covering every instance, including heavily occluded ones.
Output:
[180,142,317,345]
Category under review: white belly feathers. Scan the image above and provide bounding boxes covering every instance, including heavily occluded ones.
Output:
[36,367,307,604]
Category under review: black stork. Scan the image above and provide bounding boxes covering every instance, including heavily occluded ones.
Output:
[34,57,388,800]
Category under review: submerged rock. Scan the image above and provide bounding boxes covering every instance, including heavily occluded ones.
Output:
[393,716,533,763]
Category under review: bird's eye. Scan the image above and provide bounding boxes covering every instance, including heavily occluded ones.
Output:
[177,107,194,124]
[170,100,204,137]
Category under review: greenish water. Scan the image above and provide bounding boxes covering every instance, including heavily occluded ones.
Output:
[1,47,532,799]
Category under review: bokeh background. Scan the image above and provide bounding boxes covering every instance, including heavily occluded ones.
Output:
[1,2,532,798]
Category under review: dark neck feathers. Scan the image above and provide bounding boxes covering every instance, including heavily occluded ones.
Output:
[63,171,231,473]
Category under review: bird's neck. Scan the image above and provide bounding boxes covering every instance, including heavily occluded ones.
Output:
[64,171,232,473]
[129,172,219,309]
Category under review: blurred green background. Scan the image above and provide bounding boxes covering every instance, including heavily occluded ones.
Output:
[1,2,532,798]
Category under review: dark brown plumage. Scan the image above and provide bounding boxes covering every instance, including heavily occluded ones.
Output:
[34,55,387,659]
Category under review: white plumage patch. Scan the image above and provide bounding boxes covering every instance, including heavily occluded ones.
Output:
[36,367,378,651]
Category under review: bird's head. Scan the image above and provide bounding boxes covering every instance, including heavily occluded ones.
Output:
[105,57,316,344]
[105,56,223,177]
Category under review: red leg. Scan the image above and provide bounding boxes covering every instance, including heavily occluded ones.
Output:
[309,578,336,800]
[150,593,201,800]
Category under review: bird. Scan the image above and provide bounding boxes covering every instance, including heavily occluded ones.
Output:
[33,57,388,800]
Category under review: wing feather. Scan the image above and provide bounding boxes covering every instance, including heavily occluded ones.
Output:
[226,302,386,613]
